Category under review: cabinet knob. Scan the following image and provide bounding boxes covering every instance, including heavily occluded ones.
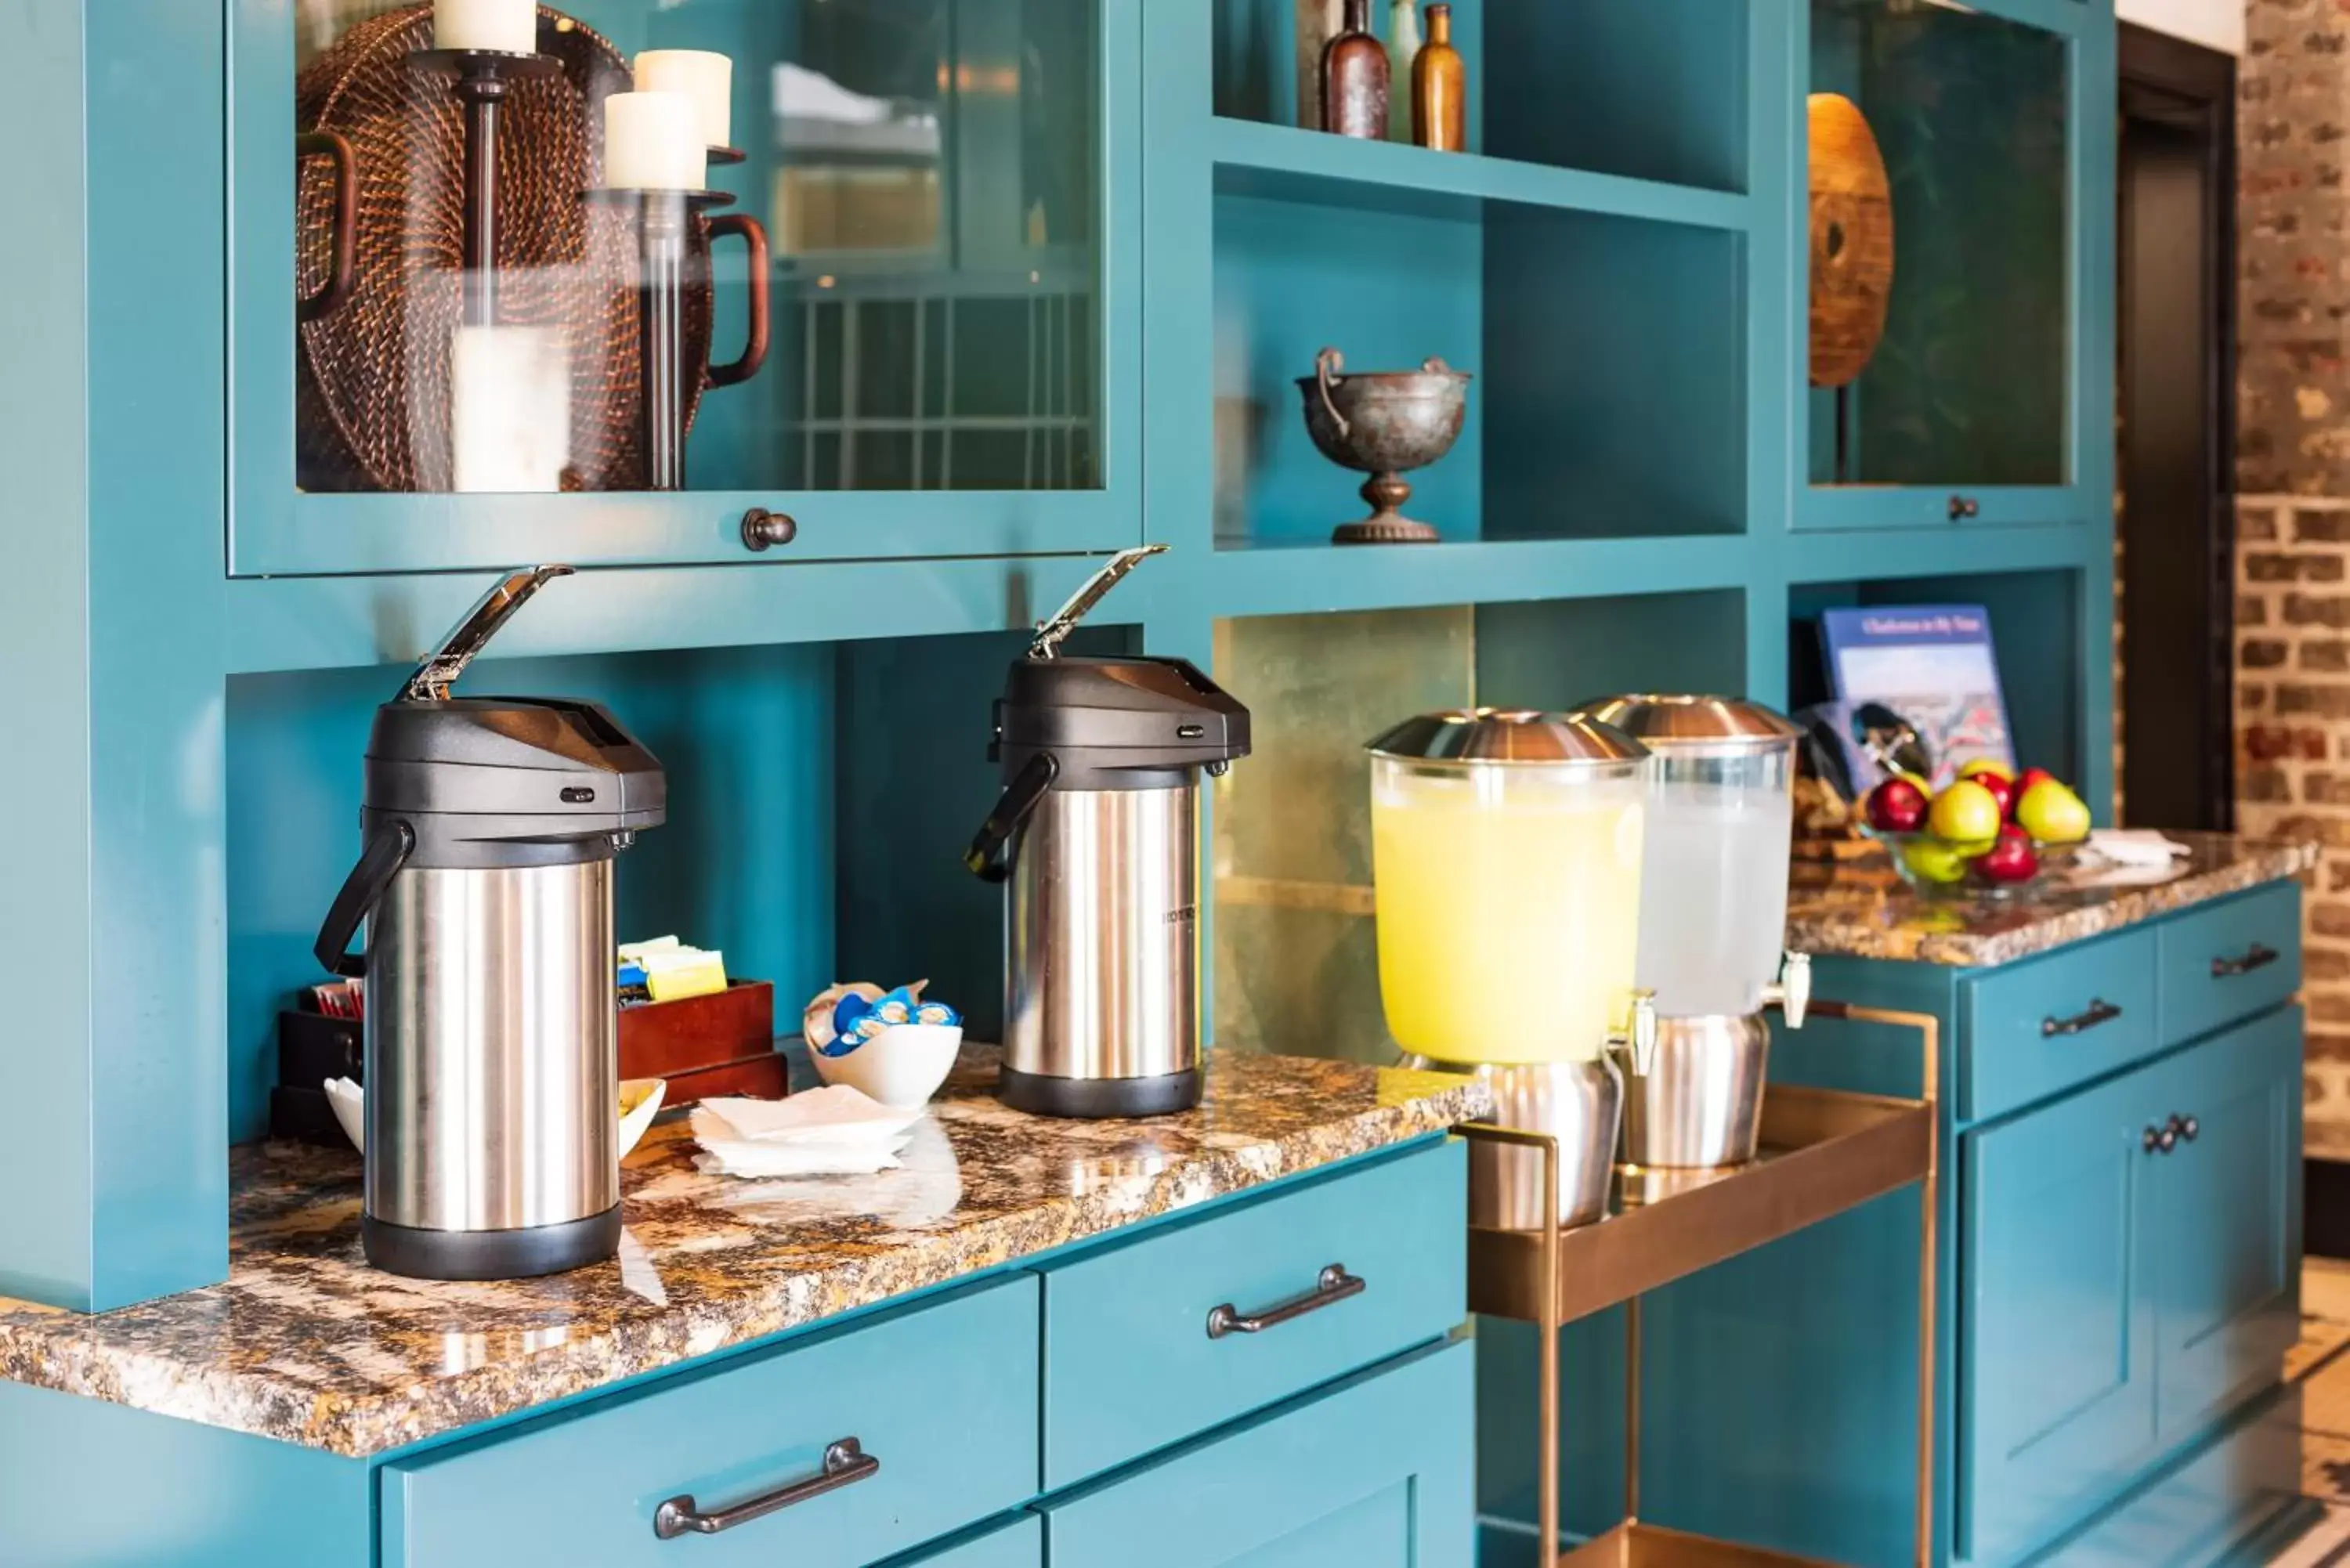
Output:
[2169,1114,2199,1144]
[2144,1124,2178,1154]
[741,508,799,551]
[1948,494,1980,521]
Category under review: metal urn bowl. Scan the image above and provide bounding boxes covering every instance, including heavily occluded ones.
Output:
[1296,347,1471,545]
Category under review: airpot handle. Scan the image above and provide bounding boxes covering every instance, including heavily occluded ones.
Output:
[1028,546,1168,661]
[313,820,414,979]
[965,752,1059,883]
[399,565,574,703]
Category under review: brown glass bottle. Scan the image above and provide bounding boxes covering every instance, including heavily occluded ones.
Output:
[1412,4,1466,153]
[1319,0,1388,139]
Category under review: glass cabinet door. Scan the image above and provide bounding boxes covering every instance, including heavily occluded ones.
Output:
[1802,0,2087,529]
[234,0,1136,574]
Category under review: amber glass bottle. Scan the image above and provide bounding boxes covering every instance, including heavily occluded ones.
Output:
[1413,4,1466,152]
[1319,0,1388,139]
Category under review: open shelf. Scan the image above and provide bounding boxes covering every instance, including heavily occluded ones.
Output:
[1212,0,1749,193]
[1202,533,1762,619]
[1558,1522,1849,1568]
[1466,1085,1933,1326]
[1210,117,1750,232]
[1213,184,1745,549]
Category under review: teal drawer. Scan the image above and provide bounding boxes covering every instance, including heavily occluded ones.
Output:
[1039,1139,1466,1489]
[900,1515,1042,1567]
[1039,1339,1474,1567]
[2157,883,2302,1048]
[1961,927,2159,1121]
[381,1275,1039,1568]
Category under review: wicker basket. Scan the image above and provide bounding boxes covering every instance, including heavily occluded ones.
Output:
[294,3,715,493]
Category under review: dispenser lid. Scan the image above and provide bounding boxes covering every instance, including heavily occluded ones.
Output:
[364,697,667,838]
[996,656,1251,768]
[1578,695,1803,752]
[1365,708,1648,765]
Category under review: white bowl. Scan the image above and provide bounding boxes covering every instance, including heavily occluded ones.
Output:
[324,1076,667,1160]
[809,1023,963,1107]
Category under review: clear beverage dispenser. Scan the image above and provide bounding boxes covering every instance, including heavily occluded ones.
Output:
[1581,695,1810,1170]
[1365,709,1658,1228]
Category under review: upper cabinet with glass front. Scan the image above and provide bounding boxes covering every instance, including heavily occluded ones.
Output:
[231,0,1139,575]
[1801,0,2109,531]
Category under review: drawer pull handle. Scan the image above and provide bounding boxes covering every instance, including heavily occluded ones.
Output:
[653,1437,877,1541]
[1206,1263,1365,1340]
[2042,999,2122,1038]
[2211,944,2280,978]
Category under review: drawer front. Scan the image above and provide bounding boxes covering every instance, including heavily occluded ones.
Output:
[382,1275,1039,1568]
[1961,928,2159,1121]
[1039,1139,1466,1489]
[904,1515,1043,1568]
[2158,882,2303,1049]
[1040,1339,1474,1568]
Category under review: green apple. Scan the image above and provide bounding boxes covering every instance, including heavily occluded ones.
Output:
[1903,838,1969,884]
[1927,779,2003,845]
[2015,779,2091,844]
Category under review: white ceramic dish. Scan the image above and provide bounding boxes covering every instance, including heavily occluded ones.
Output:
[809,1022,964,1107]
[324,1077,667,1159]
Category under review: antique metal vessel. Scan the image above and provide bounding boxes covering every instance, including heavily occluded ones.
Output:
[1297,348,1471,544]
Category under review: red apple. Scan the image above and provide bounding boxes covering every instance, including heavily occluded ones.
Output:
[1976,824,2040,885]
[1972,771,2018,822]
[1866,777,1929,834]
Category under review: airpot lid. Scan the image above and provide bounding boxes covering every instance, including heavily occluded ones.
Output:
[1577,695,1803,752]
[364,696,667,833]
[1365,708,1648,765]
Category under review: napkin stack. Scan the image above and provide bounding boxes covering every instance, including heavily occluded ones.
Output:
[689,1086,924,1178]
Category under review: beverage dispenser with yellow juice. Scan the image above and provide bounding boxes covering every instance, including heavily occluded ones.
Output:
[1367,710,1657,1228]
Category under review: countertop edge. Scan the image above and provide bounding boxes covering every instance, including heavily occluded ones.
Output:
[0,1075,1489,1460]
[1785,837,2318,968]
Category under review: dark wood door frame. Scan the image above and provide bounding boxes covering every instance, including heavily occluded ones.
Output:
[2117,23,2238,833]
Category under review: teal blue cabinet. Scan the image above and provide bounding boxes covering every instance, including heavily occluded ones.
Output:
[1039,1339,1473,1568]
[2150,1007,2302,1447]
[1800,0,2113,532]
[230,0,1144,576]
[1961,1053,2159,1565]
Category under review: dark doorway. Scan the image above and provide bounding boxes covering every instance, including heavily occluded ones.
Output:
[2117,24,2236,833]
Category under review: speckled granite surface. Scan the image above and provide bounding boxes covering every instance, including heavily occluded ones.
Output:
[1785,832,2318,967]
[0,1050,1484,1459]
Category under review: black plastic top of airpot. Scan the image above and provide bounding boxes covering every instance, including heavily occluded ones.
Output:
[363,697,667,868]
[991,656,1251,790]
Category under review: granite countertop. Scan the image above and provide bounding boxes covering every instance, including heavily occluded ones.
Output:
[1785,831,2318,966]
[0,1050,1485,1460]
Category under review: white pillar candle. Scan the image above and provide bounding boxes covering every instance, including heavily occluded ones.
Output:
[602,91,704,192]
[433,0,537,55]
[450,326,569,493]
[634,50,732,150]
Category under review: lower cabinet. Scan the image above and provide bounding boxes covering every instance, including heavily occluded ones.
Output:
[1960,1009,2302,1565]
[1039,1338,1474,1568]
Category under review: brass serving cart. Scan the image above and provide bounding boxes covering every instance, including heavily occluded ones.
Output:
[1461,1000,1940,1568]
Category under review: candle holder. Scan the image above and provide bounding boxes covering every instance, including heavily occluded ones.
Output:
[588,188,768,491]
[411,47,562,328]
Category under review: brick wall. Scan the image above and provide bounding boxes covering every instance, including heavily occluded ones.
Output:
[2242,2,2344,1154]
[2236,501,2350,1153]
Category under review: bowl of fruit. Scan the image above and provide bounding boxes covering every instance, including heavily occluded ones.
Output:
[1861,761,2092,898]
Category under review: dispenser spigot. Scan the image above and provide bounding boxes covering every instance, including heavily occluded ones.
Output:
[1610,990,1659,1078]
[1766,951,1813,1029]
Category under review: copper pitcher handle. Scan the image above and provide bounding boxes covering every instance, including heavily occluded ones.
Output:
[704,213,770,388]
[1314,346,1350,440]
[296,131,358,324]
